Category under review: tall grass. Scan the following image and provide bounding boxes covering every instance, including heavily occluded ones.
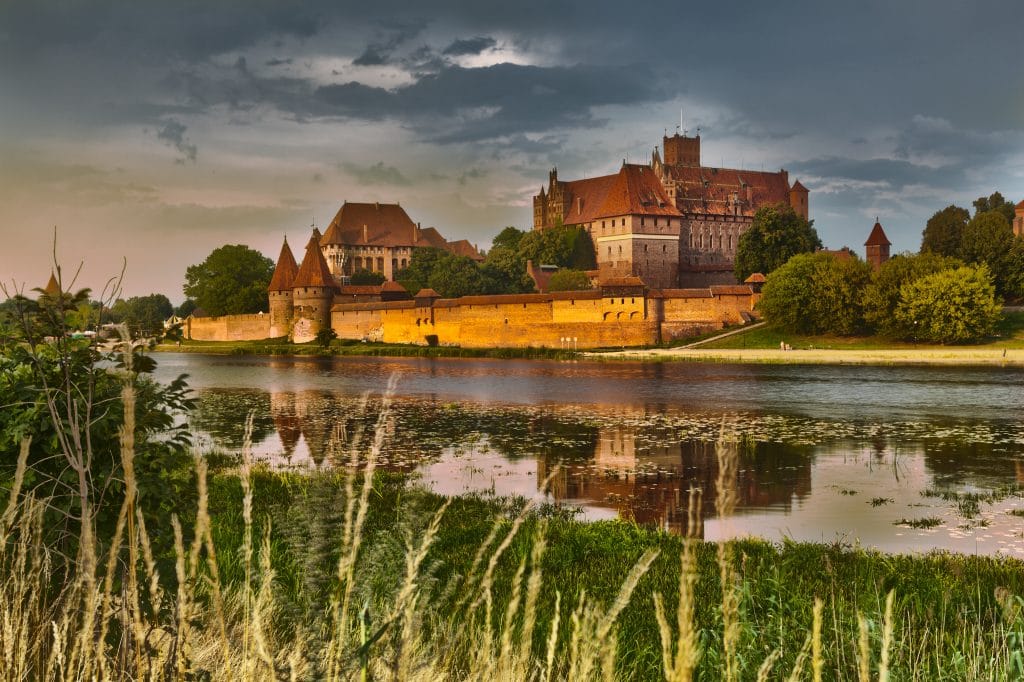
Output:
[2,376,1023,679]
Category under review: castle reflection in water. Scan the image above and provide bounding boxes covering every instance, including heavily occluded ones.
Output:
[191,388,819,534]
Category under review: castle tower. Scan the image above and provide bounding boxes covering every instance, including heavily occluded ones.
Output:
[267,236,298,338]
[789,180,809,221]
[864,219,892,271]
[1014,200,1024,238]
[662,133,700,167]
[291,228,337,343]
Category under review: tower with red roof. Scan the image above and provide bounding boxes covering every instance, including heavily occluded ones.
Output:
[864,219,892,271]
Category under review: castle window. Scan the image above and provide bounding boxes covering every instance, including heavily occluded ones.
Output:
[641,217,645,226]
[644,244,648,252]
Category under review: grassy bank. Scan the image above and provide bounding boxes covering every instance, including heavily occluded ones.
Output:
[156,337,578,360]
[200,467,1024,680]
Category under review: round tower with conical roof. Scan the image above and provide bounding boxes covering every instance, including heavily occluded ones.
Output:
[268,236,299,338]
[291,228,338,343]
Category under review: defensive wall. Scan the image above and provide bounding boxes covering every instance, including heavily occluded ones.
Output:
[186,313,271,342]
[187,286,757,348]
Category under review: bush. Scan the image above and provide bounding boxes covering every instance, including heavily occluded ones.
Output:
[547,268,592,292]
[894,264,1001,343]
[862,253,963,338]
[758,253,870,335]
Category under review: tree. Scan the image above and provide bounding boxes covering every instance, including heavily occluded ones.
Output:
[547,269,593,292]
[862,252,963,338]
[395,247,448,295]
[1004,237,1024,302]
[921,205,970,257]
[427,253,485,298]
[894,265,1000,343]
[972,191,1016,224]
[175,299,197,317]
[734,204,821,281]
[491,226,527,252]
[758,252,870,335]
[960,210,1014,297]
[109,293,174,337]
[518,225,595,270]
[183,244,274,316]
[350,269,386,285]
[480,245,535,294]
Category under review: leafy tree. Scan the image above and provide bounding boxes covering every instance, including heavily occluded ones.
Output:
[395,247,447,295]
[427,253,485,298]
[734,204,821,281]
[480,245,535,295]
[758,252,870,335]
[183,244,274,316]
[921,205,970,257]
[518,225,595,270]
[862,252,963,338]
[547,269,593,292]
[960,210,1014,297]
[1,281,195,571]
[350,269,386,285]
[109,293,174,337]
[972,191,1016,224]
[894,265,1000,343]
[1004,237,1024,302]
[175,299,197,317]
[315,327,338,348]
[491,226,527,252]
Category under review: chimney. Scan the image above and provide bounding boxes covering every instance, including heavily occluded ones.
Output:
[362,224,368,242]
[414,222,420,242]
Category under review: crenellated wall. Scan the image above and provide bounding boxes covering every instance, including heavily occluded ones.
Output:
[190,287,758,348]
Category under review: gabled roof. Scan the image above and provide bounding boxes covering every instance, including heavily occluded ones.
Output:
[744,273,766,283]
[446,238,484,261]
[662,165,791,218]
[414,288,441,299]
[267,237,299,292]
[559,173,620,224]
[595,164,680,218]
[293,229,337,289]
[790,180,808,192]
[865,221,891,246]
[380,280,407,293]
[321,202,419,247]
[1016,199,1024,210]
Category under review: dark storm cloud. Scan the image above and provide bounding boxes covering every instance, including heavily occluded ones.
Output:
[351,19,427,66]
[340,161,412,186]
[156,120,197,163]
[442,36,496,56]
[793,157,952,190]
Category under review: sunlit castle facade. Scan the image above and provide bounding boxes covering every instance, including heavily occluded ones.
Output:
[533,133,810,288]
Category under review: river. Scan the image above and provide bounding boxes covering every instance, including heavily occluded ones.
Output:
[153,352,1024,556]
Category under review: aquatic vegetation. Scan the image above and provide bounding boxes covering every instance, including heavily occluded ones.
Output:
[895,517,943,529]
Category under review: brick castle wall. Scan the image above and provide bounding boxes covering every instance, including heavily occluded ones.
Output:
[190,288,758,347]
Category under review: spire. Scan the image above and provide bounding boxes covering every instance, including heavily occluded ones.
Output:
[292,228,336,289]
[43,271,61,297]
[268,236,299,292]
[865,220,891,246]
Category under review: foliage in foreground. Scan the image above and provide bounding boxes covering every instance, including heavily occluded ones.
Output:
[4,384,1024,679]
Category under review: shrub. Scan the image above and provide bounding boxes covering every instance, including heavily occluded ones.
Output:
[894,264,1001,343]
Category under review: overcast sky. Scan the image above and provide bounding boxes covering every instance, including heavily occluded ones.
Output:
[2,1,1022,301]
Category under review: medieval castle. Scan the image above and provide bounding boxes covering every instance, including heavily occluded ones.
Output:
[533,133,809,288]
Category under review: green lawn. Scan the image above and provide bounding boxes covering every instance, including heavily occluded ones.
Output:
[698,310,1024,350]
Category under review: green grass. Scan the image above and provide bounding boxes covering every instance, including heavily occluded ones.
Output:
[699,310,1024,350]
[157,337,578,360]
[205,468,1024,681]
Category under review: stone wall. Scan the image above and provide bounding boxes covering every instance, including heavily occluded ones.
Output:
[187,313,271,341]
[189,287,758,348]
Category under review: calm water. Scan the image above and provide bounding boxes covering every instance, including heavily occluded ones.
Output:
[153,353,1024,557]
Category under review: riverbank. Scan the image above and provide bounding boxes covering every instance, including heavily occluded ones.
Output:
[156,338,576,360]
[589,346,1024,366]
[204,467,1024,680]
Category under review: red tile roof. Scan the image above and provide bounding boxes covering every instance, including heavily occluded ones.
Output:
[559,173,620,224]
[319,201,477,258]
[414,288,441,299]
[865,221,891,246]
[663,166,791,218]
[791,180,808,192]
[744,273,766,283]
[1016,199,1024,210]
[267,238,299,292]
[710,285,754,296]
[380,280,407,293]
[293,229,337,289]
[595,164,680,218]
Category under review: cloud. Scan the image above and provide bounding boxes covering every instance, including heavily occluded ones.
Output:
[156,119,198,163]
[353,47,389,66]
[442,36,496,56]
[340,161,412,186]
